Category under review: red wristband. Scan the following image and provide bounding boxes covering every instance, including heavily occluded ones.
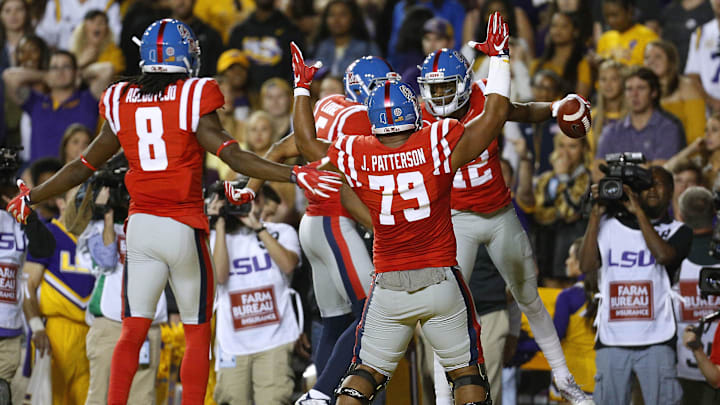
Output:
[216,139,238,156]
[80,155,97,171]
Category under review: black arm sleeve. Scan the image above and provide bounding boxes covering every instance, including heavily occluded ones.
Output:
[24,211,55,258]
[665,224,693,281]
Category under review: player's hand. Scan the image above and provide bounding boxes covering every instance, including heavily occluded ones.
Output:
[290,41,322,92]
[6,180,32,224]
[468,12,509,57]
[32,329,51,357]
[224,182,255,206]
[291,164,342,199]
[551,94,591,118]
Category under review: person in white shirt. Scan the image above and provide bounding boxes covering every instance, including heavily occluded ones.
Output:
[579,166,692,404]
[685,0,720,112]
[209,182,302,405]
[35,0,121,50]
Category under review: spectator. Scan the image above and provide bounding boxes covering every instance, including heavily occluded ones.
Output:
[0,0,32,69]
[194,0,252,42]
[27,157,62,219]
[69,10,124,91]
[589,59,626,155]
[462,0,522,70]
[660,0,714,73]
[228,0,304,94]
[644,40,706,144]
[666,113,720,189]
[463,0,535,58]
[311,0,380,78]
[389,0,465,53]
[35,0,121,50]
[59,123,93,165]
[317,75,344,100]
[531,133,591,279]
[402,17,455,93]
[216,49,251,144]
[387,5,434,93]
[669,161,702,221]
[685,0,720,112]
[519,69,564,175]
[531,11,592,97]
[22,187,97,404]
[676,186,720,403]
[3,50,102,163]
[260,78,293,139]
[209,185,301,405]
[596,66,685,164]
[596,0,659,66]
[169,0,223,77]
[580,166,691,405]
[9,35,49,160]
[119,1,170,76]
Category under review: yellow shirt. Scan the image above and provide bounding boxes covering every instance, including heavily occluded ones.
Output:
[521,287,562,371]
[597,24,658,66]
[194,0,255,43]
[661,96,707,144]
[97,41,125,74]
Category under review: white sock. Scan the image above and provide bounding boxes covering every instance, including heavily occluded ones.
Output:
[308,389,330,400]
[518,295,570,380]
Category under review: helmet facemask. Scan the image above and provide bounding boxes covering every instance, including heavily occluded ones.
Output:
[418,66,472,117]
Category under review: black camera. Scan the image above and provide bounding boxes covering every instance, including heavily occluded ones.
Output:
[0,147,22,187]
[690,268,720,340]
[76,153,130,221]
[598,152,653,201]
[206,180,252,218]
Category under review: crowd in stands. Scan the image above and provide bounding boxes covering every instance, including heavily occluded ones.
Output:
[3,0,720,403]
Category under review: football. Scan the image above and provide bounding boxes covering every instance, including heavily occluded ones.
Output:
[556,96,591,139]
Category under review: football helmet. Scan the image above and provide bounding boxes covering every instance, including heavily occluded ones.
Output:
[367,81,421,135]
[344,56,401,104]
[417,49,473,117]
[139,19,200,76]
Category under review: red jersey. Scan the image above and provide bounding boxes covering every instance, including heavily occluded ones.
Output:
[327,119,464,272]
[99,78,224,232]
[422,81,511,214]
[305,94,371,218]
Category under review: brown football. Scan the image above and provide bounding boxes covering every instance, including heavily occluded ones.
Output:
[556,97,591,139]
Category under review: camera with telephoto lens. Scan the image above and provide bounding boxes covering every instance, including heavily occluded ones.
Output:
[76,153,130,221]
[0,147,22,187]
[597,152,653,201]
[688,267,720,347]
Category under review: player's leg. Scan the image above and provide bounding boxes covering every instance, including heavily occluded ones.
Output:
[127,324,162,404]
[299,215,372,377]
[421,268,490,404]
[482,206,588,400]
[335,278,414,404]
[451,210,484,281]
[109,213,171,405]
[161,217,215,405]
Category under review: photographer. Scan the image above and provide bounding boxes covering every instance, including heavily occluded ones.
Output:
[209,183,302,405]
[0,147,54,404]
[77,155,167,404]
[674,186,720,403]
[579,165,692,404]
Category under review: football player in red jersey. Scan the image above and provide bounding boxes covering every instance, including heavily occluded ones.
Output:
[242,56,400,405]
[290,12,510,405]
[418,49,594,404]
[6,19,341,405]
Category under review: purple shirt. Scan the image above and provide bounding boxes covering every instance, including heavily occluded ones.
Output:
[22,89,98,163]
[595,109,685,161]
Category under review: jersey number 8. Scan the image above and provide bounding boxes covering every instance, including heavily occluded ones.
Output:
[135,107,168,171]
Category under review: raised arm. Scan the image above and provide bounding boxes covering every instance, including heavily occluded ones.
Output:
[507,101,552,123]
[290,42,334,163]
[452,13,511,171]
[2,67,45,106]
